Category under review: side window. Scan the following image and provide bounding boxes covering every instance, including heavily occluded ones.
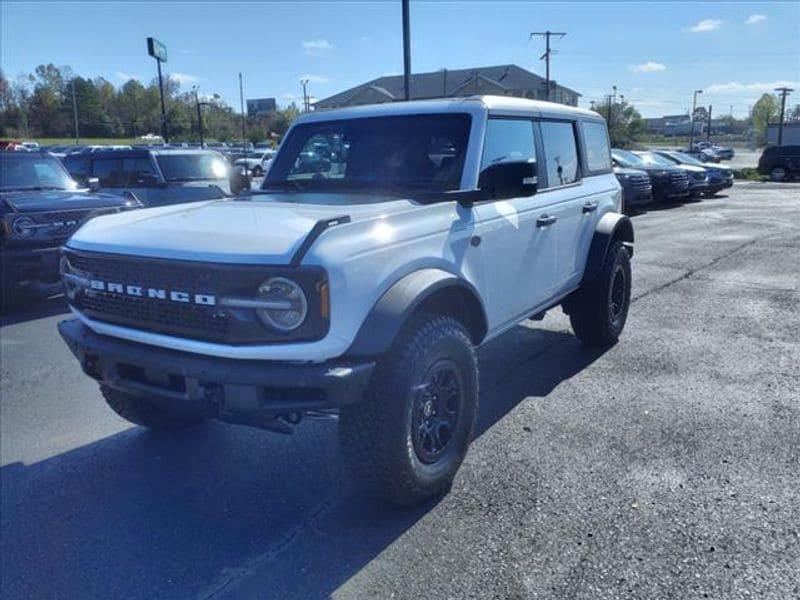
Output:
[122,158,158,186]
[582,121,612,172]
[540,121,580,187]
[63,156,91,183]
[480,119,536,170]
[92,158,123,187]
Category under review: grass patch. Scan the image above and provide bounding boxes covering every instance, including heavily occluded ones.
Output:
[35,137,140,146]
[733,167,767,181]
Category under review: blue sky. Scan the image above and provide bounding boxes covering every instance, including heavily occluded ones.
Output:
[2,1,798,117]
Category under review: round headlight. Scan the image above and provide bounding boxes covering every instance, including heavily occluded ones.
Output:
[256,277,308,332]
[12,216,36,237]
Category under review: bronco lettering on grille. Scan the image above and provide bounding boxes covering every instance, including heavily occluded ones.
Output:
[88,280,216,305]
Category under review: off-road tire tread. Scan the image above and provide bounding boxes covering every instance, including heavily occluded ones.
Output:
[569,240,631,347]
[339,312,478,506]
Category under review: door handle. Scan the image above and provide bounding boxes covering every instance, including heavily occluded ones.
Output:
[582,200,599,213]
[536,214,557,227]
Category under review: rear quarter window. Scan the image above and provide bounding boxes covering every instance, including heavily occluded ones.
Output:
[581,121,612,173]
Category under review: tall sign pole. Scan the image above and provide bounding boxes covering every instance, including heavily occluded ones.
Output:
[402,0,411,100]
[530,31,566,102]
[689,89,703,150]
[147,37,169,142]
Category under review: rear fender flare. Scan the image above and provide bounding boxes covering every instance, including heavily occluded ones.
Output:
[582,212,634,284]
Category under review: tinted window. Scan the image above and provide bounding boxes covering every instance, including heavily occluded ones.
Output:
[62,155,91,182]
[122,158,158,186]
[156,153,229,181]
[541,121,580,186]
[481,119,535,170]
[582,121,611,172]
[266,114,471,197]
[92,158,123,186]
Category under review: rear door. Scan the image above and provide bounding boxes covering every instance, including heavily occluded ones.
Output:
[472,117,561,329]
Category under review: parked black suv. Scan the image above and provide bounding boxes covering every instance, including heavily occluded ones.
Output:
[612,149,690,202]
[613,166,653,212]
[62,147,246,206]
[757,145,800,181]
[1,152,141,310]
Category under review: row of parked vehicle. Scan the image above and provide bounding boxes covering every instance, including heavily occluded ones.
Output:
[612,148,734,213]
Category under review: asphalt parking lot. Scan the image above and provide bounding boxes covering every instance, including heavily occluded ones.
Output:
[1,182,799,599]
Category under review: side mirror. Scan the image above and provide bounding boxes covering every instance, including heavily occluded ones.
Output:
[136,172,163,187]
[478,159,538,200]
[230,166,252,195]
[87,177,100,192]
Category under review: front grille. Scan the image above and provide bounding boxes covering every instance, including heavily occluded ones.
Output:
[7,207,120,244]
[669,171,689,190]
[63,249,328,345]
[630,175,651,191]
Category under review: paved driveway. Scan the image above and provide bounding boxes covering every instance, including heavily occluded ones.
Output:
[2,182,798,599]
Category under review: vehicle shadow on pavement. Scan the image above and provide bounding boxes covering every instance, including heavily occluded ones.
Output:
[0,325,605,600]
[0,294,69,327]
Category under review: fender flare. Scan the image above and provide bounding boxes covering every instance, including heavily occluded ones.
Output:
[582,212,634,284]
[346,268,488,357]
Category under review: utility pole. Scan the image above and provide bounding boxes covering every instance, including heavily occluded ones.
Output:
[70,79,80,145]
[612,85,617,104]
[529,30,566,102]
[605,94,613,127]
[402,0,411,100]
[707,105,712,141]
[239,72,246,148]
[689,89,703,150]
[300,78,310,113]
[775,87,794,146]
[442,68,447,97]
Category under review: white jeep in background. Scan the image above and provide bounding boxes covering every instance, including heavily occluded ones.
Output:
[59,95,633,506]
[233,148,276,176]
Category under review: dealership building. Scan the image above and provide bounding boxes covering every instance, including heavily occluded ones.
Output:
[315,64,581,110]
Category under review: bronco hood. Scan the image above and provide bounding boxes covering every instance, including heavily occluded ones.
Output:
[66,193,415,264]
[1,189,134,213]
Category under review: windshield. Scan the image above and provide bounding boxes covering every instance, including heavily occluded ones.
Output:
[264,114,471,199]
[611,149,646,168]
[0,154,78,192]
[635,151,675,167]
[156,153,229,181]
[668,151,704,166]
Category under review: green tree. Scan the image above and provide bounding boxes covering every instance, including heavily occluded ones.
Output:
[751,93,779,146]
[592,99,645,147]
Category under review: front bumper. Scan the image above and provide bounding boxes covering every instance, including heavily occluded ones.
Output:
[621,185,653,208]
[1,245,61,284]
[58,319,376,421]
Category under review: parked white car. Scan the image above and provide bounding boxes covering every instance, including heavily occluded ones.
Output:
[59,95,632,506]
[234,149,276,176]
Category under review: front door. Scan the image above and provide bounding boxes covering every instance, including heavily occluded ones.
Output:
[472,117,561,331]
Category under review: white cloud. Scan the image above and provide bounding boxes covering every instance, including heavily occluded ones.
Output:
[704,80,800,95]
[302,39,333,56]
[745,14,766,25]
[169,72,202,86]
[299,74,331,84]
[116,71,140,81]
[629,61,667,73]
[687,18,722,33]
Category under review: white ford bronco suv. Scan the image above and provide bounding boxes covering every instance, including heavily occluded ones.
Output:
[59,96,632,506]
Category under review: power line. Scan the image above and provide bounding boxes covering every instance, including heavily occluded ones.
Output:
[529,30,566,102]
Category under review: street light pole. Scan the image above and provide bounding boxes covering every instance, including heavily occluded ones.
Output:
[239,72,246,148]
[300,79,310,113]
[775,87,794,146]
[193,86,204,147]
[70,79,80,145]
[689,89,703,150]
[402,0,411,100]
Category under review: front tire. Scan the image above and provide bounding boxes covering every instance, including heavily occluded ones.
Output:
[568,240,632,347]
[770,167,787,182]
[1,274,24,314]
[100,385,204,430]
[339,312,478,506]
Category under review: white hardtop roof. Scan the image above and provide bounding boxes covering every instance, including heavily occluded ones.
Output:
[297,95,600,124]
